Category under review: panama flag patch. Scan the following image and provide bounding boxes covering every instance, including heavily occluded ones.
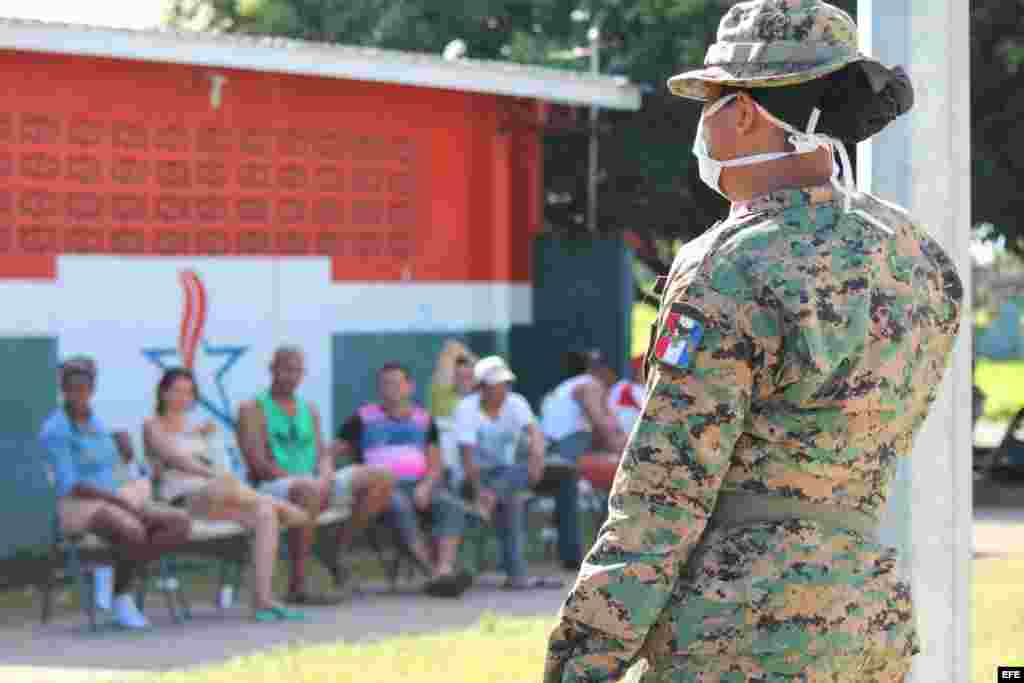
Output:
[654,304,705,370]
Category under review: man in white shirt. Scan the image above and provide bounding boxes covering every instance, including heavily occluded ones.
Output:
[454,356,564,589]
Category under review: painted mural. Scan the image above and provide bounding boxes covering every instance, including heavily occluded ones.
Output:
[142,269,248,429]
[0,49,540,445]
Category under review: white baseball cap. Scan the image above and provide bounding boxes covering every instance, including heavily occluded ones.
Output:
[474,355,516,386]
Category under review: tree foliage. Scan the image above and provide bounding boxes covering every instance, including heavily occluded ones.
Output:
[172,1,953,280]
[971,1,1024,257]
[164,1,723,276]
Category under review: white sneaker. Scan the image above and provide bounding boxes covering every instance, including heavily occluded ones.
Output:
[112,594,149,630]
[94,566,113,611]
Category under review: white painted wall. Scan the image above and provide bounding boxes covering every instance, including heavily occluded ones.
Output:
[1,255,531,452]
[858,2,972,681]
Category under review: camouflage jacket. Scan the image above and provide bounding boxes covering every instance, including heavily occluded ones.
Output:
[544,184,963,682]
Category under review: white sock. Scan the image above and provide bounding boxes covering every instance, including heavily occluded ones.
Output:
[112,594,149,629]
[94,566,113,611]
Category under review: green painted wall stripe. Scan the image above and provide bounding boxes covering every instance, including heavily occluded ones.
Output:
[0,337,57,438]
[331,330,508,431]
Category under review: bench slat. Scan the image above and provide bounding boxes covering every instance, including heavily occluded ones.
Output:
[73,505,353,551]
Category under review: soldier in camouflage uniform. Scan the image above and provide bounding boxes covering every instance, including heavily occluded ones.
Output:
[544,2,962,682]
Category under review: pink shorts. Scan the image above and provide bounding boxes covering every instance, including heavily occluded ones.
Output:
[58,478,153,535]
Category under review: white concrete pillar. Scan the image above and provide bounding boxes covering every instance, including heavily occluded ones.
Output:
[857,2,971,682]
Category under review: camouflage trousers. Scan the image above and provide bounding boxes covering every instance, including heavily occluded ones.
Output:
[621,649,910,683]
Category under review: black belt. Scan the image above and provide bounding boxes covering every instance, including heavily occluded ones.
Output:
[707,492,879,543]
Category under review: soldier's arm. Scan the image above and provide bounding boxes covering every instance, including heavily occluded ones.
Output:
[545,287,769,683]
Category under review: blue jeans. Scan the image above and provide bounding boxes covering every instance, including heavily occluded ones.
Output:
[546,434,592,567]
[383,479,465,553]
[469,462,583,571]
[530,463,583,568]
[479,465,532,579]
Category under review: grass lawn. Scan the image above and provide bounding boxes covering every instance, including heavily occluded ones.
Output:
[69,555,1018,683]
[631,302,658,359]
[976,358,1024,422]
[974,557,1024,682]
[139,613,554,683]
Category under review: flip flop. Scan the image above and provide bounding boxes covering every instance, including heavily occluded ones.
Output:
[253,606,308,622]
[272,605,307,621]
[253,609,280,622]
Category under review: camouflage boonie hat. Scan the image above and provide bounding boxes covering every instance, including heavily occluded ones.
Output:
[668,0,878,102]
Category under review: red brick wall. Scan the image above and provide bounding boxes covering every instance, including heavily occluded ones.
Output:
[0,49,541,282]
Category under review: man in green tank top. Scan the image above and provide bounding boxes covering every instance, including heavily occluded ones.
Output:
[256,390,319,476]
[237,346,394,604]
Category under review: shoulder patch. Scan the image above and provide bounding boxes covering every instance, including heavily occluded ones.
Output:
[654,303,705,370]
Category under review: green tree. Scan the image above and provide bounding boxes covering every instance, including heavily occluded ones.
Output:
[971,1,1024,257]
[164,0,859,281]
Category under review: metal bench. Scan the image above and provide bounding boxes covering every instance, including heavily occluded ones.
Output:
[0,436,353,630]
[137,429,358,615]
[0,436,135,629]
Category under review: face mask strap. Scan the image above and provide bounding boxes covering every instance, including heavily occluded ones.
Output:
[834,134,895,236]
[755,104,824,155]
[824,127,894,235]
[693,92,897,237]
[694,95,793,167]
[703,93,738,120]
[829,136,855,211]
[806,107,821,134]
[760,103,886,227]
[694,93,894,233]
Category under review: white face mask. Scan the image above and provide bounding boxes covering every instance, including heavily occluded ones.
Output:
[694,94,802,198]
[692,93,861,215]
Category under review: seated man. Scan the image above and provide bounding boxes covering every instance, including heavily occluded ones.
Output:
[40,358,191,629]
[237,346,393,605]
[454,356,565,589]
[541,349,629,494]
[58,355,152,613]
[336,362,470,597]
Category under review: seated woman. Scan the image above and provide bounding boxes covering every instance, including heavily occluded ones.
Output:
[40,360,192,630]
[143,367,311,622]
[427,339,478,420]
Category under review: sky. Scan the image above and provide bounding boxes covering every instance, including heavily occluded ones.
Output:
[0,0,167,29]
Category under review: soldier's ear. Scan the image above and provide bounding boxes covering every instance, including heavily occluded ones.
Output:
[734,92,760,136]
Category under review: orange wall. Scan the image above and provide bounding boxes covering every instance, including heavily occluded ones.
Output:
[0,50,540,282]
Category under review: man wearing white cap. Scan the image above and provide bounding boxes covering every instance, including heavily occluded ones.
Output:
[454,356,564,590]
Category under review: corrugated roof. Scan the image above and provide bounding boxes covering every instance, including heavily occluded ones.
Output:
[0,17,642,111]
